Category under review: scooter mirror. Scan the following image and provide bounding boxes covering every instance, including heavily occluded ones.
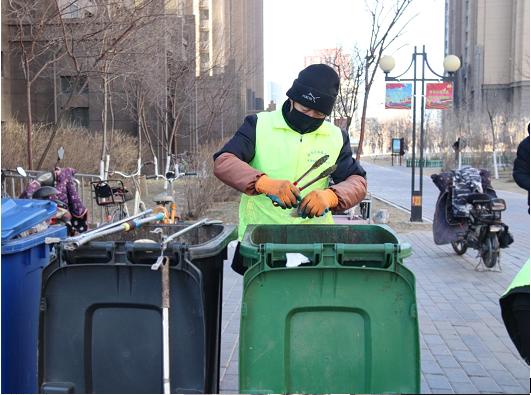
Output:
[57,146,65,161]
[16,166,27,177]
[37,172,54,186]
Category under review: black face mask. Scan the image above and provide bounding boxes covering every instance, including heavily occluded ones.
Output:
[285,106,325,133]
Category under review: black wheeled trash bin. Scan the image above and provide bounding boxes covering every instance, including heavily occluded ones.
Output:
[38,222,237,394]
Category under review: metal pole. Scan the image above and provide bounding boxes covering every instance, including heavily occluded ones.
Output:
[161,257,171,394]
[67,209,153,243]
[63,212,164,250]
[163,218,209,245]
[418,46,427,221]
[410,47,418,221]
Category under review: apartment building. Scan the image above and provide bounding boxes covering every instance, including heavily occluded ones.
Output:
[445,0,530,118]
[1,0,264,158]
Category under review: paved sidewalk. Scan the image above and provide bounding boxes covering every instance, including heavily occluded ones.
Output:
[219,230,529,394]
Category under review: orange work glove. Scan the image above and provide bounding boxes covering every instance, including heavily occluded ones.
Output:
[298,189,338,218]
[255,175,300,209]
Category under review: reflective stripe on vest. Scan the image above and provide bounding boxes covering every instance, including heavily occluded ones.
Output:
[238,109,343,238]
[502,259,530,298]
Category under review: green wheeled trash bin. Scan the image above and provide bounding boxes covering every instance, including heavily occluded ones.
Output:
[238,224,420,394]
[38,222,236,394]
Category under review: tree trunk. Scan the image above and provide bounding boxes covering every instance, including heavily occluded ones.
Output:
[101,76,108,162]
[492,128,499,179]
[25,80,33,170]
[356,90,370,161]
[137,95,142,159]
[487,110,499,179]
[492,151,499,179]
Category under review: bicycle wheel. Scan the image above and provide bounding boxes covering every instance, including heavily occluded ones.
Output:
[110,205,128,222]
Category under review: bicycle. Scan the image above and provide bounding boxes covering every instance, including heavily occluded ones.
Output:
[147,155,196,224]
[92,160,154,224]
[92,179,132,223]
[109,161,151,215]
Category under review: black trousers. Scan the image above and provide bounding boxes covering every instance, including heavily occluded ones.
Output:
[500,289,530,364]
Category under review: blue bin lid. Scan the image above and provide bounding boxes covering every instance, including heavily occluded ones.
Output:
[1,224,67,254]
[1,198,57,242]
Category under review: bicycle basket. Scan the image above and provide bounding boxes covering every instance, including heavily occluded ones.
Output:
[92,180,128,206]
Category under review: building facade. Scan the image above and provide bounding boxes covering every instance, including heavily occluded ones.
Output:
[445,0,530,118]
[1,0,264,161]
[181,0,264,115]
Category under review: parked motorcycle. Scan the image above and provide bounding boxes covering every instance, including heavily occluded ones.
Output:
[18,148,88,235]
[431,167,513,269]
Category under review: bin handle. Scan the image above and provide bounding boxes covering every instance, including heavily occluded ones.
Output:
[259,243,411,270]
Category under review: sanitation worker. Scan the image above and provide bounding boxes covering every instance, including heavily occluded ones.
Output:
[498,123,531,365]
[213,64,367,273]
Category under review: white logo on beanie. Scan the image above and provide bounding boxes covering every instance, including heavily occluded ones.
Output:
[302,92,320,103]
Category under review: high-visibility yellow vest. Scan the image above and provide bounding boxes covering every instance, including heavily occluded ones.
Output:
[238,109,343,238]
[502,259,530,298]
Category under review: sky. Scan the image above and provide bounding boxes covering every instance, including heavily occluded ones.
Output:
[263,0,446,121]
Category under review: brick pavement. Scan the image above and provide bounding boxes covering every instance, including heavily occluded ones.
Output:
[219,230,529,394]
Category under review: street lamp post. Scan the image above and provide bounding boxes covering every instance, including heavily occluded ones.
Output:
[379,45,461,222]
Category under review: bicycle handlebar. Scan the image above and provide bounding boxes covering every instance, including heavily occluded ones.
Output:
[145,172,198,181]
[110,170,137,178]
[109,161,155,178]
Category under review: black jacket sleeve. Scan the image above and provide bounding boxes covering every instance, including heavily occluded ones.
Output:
[331,129,366,183]
[513,136,529,192]
[213,118,366,183]
[213,115,257,162]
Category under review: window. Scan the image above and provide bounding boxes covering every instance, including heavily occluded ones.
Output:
[61,75,88,94]
[62,1,80,18]
[68,107,89,128]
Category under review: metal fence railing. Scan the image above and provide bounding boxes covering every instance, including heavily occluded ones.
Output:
[1,170,105,225]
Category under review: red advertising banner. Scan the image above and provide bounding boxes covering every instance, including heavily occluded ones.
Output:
[426,82,454,109]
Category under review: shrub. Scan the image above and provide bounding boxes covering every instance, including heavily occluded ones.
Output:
[1,120,140,173]
[181,139,239,219]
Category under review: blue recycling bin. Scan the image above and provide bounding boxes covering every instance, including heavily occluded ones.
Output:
[1,198,67,394]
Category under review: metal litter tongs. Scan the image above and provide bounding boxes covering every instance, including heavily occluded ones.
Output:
[150,218,223,394]
[268,154,331,207]
[290,164,338,217]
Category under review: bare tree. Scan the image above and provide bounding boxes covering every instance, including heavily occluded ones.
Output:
[34,0,163,171]
[7,0,72,169]
[485,92,510,179]
[132,22,257,169]
[356,0,415,161]
[322,47,364,133]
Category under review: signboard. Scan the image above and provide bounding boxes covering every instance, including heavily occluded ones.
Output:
[426,82,454,109]
[392,138,401,154]
[385,83,412,109]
